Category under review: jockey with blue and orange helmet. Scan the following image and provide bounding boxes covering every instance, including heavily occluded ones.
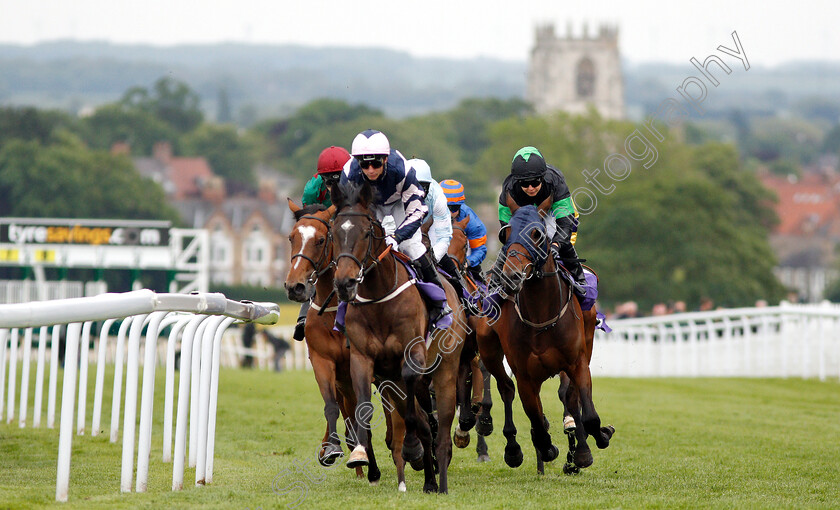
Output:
[440,179,488,282]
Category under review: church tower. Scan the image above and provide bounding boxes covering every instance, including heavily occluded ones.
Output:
[527,23,625,120]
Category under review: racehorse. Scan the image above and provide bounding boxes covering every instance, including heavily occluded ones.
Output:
[488,197,614,474]
[284,201,387,483]
[444,216,494,462]
[331,180,468,493]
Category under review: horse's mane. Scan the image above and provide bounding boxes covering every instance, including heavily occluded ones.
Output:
[293,203,327,221]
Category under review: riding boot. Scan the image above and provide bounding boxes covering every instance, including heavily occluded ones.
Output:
[438,254,466,301]
[293,301,310,341]
[417,251,452,325]
[554,241,587,298]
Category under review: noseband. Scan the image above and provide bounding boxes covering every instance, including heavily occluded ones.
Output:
[290,214,334,284]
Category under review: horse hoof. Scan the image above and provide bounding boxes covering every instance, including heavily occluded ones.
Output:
[398,481,406,492]
[476,415,493,436]
[596,425,615,449]
[346,446,369,468]
[368,466,381,483]
[454,427,471,449]
[504,444,523,468]
[318,444,344,467]
[574,448,593,469]
[409,457,424,471]
[369,480,379,486]
[563,415,576,435]
[423,482,439,494]
[459,414,477,432]
[402,438,424,464]
[563,462,581,475]
[477,454,491,463]
[540,444,559,463]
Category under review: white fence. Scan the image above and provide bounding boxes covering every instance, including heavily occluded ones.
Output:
[592,302,840,380]
[0,289,279,502]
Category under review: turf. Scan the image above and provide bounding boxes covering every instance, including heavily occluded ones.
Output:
[1,365,839,509]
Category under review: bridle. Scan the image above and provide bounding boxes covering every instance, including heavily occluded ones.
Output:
[289,214,334,285]
[502,232,572,332]
[333,209,402,303]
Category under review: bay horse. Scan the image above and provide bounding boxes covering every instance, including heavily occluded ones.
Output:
[331,180,468,494]
[489,198,614,474]
[284,201,390,484]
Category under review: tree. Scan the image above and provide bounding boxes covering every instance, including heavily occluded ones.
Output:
[120,77,204,134]
[80,103,179,155]
[0,107,78,149]
[182,124,257,190]
[0,139,179,222]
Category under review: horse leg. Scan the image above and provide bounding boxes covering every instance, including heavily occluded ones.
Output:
[400,345,427,467]
[481,348,521,468]
[335,390,364,479]
[453,355,472,449]
[346,351,374,473]
[517,377,558,474]
[432,359,459,494]
[476,432,490,462]
[385,396,407,492]
[557,375,580,475]
[475,359,494,437]
[574,360,615,451]
[311,356,344,467]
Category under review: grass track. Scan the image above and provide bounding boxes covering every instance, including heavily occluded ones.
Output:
[1,366,839,509]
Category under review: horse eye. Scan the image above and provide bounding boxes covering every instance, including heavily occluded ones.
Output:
[363,232,370,239]
[315,238,324,246]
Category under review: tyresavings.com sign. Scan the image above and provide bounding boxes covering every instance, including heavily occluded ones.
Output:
[0,219,171,247]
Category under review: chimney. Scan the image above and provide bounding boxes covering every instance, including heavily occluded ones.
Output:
[202,176,227,203]
[110,141,131,156]
[258,178,277,204]
[153,141,173,164]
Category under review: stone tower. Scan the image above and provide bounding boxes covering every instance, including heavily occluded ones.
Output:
[527,23,625,120]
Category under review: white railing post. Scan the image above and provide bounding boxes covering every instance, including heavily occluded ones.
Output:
[163,317,190,463]
[76,322,93,434]
[18,328,33,427]
[135,311,168,492]
[33,326,48,427]
[110,318,133,443]
[173,315,210,491]
[47,325,60,428]
[55,322,82,502]
[0,329,7,419]
[196,316,226,485]
[120,314,148,492]
[205,317,237,484]
[189,319,212,468]
[6,328,19,424]
[91,319,117,437]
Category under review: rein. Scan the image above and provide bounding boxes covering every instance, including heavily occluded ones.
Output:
[504,243,570,332]
[334,210,410,305]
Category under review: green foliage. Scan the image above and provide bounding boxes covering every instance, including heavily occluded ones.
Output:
[80,103,179,155]
[119,77,204,133]
[0,107,79,150]
[0,139,179,221]
[743,117,824,164]
[182,123,257,190]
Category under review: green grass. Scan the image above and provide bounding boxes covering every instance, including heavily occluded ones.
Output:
[1,366,839,509]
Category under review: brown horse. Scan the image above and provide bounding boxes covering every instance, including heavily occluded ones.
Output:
[331,181,468,494]
[489,199,614,474]
[284,201,387,483]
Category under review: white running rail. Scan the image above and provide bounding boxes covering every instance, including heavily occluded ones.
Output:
[0,289,279,502]
[593,301,840,380]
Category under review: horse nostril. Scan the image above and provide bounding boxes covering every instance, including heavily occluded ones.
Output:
[293,283,305,295]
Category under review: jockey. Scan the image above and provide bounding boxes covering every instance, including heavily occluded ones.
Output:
[293,145,352,341]
[407,158,455,268]
[340,129,452,325]
[440,179,488,284]
[301,146,351,206]
[491,146,586,297]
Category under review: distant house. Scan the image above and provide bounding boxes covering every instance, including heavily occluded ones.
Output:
[130,141,297,288]
[760,172,840,301]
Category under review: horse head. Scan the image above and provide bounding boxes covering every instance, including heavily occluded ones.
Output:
[447,215,471,273]
[499,194,552,295]
[284,199,337,302]
[330,180,385,302]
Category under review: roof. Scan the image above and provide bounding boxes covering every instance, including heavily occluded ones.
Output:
[760,173,840,237]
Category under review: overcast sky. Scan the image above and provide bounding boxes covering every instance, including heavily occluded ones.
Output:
[0,0,836,66]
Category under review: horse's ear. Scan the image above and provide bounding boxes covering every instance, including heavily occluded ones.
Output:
[359,180,374,208]
[505,192,519,214]
[457,216,470,229]
[287,198,301,213]
[537,195,552,214]
[331,181,346,210]
[326,204,337,218]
